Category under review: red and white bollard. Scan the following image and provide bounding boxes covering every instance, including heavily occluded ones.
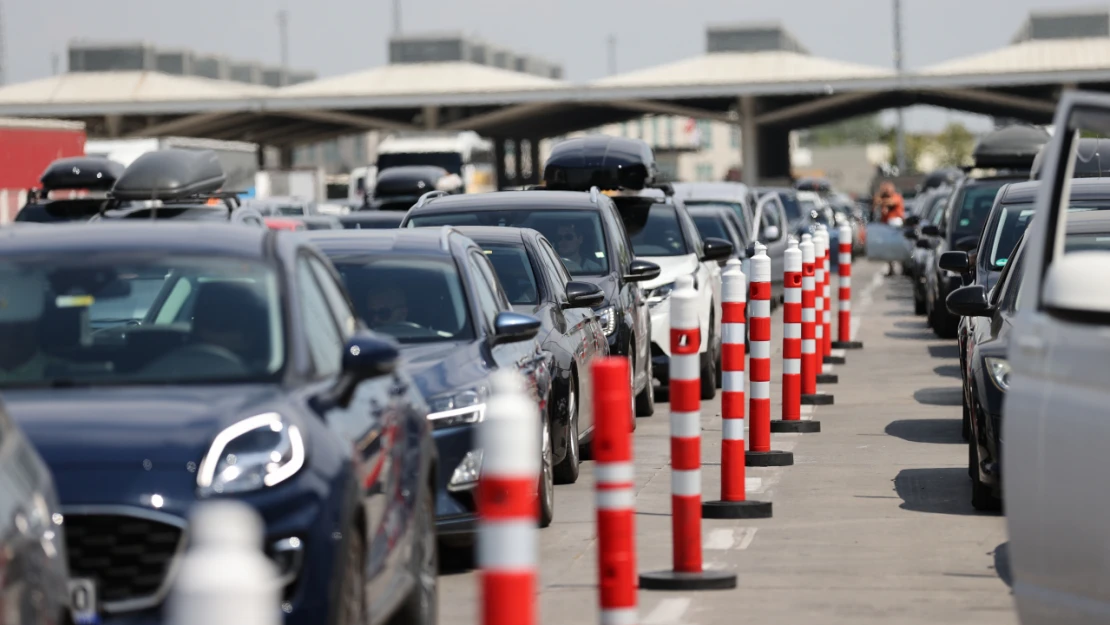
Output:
[772,238,820,433]
[834,222,864,349]
[703,260,773,518]
[478,371,540,625]
[592,358,638,624]
[815,228,841,383]
[640,275,736,591]
[819,225,847,366]
[745,245,794,467]
[801,235,833,406]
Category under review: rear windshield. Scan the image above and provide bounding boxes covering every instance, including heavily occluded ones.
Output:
[953,181,1007,238]
[685,200,750,238]
[379,152,463,176]
[625,205,689,257]
[778,193,803,222]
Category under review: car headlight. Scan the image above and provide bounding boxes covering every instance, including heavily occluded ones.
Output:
[428,389,486,430]
[984,357,1010,391]
[197,412,306,496]
[647,282,674,306]
[449,450,484,491]
[597,306,618,336]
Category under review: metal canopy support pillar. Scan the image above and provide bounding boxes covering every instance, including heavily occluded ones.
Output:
[104,114,122,138]
[423,105,439,131]
[494,137,509,191]
[529,138,541,185]
[510,138,523,187]
[279,146,295,168]
[739,96,760,186]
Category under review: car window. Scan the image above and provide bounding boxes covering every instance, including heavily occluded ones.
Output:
[467,251,504,330]
[777,192,803,223]
[474,250,511,310]
[602,199,633,272]
[952,180,1008,239]
[987,204,1036,269]
[296,258,344,377]
[625,205,690,257]
[691,213,732,245]
[686,201,748,237]
[480,244,540,306]
[307,257,357,338]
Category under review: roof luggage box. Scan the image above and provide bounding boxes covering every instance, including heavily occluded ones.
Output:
[111,149,226,202]
[1030,138,1110,180]
[542,136,658,192]
[40,157,125,192]
[371,165,459,211]
[971,125,1051,171]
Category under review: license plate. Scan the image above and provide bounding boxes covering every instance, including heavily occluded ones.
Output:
[68,579,100,625]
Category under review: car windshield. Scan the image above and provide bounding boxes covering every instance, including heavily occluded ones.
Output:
[379,152,463,176]
[690,213,733,246]
[776,193,803,222]
[341,219,402,230]
[479,244,540,305]
[685,201,750,238]
[953,181,1008,239]
[625,205,690,257]
[926,195,950,224]
[329,256,475,344]
[988,204,1036,269]
[0,256,285,388]
[407,209,609,276]
[798,198,819,218]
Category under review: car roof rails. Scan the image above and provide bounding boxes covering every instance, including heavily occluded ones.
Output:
[438,225,459,251]
[414,190,449,209]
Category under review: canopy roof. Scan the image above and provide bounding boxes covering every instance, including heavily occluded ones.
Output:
[917,37,1110,85]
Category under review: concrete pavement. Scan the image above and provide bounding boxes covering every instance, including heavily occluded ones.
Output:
[437,260,1016,625]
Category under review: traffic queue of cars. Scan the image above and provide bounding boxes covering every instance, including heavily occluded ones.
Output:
[0,134,737,625]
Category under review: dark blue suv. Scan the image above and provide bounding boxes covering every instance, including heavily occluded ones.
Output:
[0,223,437,625]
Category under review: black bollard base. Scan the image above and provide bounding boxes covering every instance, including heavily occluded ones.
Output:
[770,419,821,434]
[823,355,847,365]
[802,393,834,405]
[817,373,839,384]
[702,499,773,519]
[640,570,738,591]
[833,341,864,349]
[746,449,794,467]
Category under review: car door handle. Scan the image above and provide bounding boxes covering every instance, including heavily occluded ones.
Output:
[1015,335,1045,357]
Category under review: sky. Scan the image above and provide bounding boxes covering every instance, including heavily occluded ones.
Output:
[4,0,1100,132]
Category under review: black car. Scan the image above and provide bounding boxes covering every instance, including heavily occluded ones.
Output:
[306,228,558,535]
[947,211,1110,512]
[15,156,125,223]
[339,212,405,230]
[0,223,438,625]
[0,399,70,625]
[686,204,751,263]
[456,226,609,483]
[399,189,661,419]
[371,165,461,211]
[903,186,953,314]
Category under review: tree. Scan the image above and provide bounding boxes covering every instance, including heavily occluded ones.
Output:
[882,128,932,174]
[935,122,976,167]
[804,114,886,147]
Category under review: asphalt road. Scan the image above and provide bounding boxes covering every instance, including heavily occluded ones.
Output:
[437,260,1016,625]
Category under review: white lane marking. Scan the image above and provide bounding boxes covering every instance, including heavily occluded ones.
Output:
[746,477,762,492]
[737,527,758,550]
[851,317,862,341]
[822,364,835,373]
[748,472,782,494]
[800,405,815,415]
[643,598,692,625]
[704,528,735,550]
[831,348,846,358]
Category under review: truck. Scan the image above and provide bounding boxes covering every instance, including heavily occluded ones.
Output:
[84,137,260,196]
[0,117,87,223]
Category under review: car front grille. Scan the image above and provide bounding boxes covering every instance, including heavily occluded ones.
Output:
[65,513,184,610]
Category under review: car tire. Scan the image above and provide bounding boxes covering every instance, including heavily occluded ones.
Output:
[914,286,927,315]
[699,343,717,401]
[388,485,438,625]
[335,523,367,625]
[635,348,655,418]
[961,394,971,443]
[969,437,1002,512]
[539,412,555,528]
[554,374,581,485]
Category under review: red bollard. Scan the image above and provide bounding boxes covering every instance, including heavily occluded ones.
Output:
[478,371,540,625]
[815,228,841,383]
[640,275,736,591]
[746,245,794,467]
[834,222,864,349]
[819,225,847,366]
[592,358,638,625]
[772,238,820,434]
[801,236,833,406]
[703,260,773,518]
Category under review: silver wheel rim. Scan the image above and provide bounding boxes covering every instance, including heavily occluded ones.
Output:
[417,493,437,621]
[568,379,578,461]
[629,358,636,418]
[542,418,554,510]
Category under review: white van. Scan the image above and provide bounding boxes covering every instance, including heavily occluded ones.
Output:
[376,131,496,194]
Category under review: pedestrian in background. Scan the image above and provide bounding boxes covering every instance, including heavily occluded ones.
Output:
[874,182,906,275]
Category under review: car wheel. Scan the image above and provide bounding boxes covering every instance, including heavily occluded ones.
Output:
[388,485,437,625]
[935,311,959,339]
[699,340,717,401]
[335,524,367,625]
[554,374,581,485]
[539,415,555,528]
[634,347,655,418]
[969,436,1001,512]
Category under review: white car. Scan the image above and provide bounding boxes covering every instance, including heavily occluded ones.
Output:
[1004,91,1110,625]
[615,192,732,399]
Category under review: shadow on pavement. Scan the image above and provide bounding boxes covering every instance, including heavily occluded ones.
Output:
[994,542,1013,588]
[438,545,475,575]
[886,419,963,444]
[934,364,962,378]
[886,330,938,340]
[915,387,963,406]
[928,344,960,359]
[894,468,976,516]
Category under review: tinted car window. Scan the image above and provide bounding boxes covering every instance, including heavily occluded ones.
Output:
[778,193,803,222]
[409,209,609,277]
[481,244,540,306]
[988,204,1036,269]
[307,257,357,338]
[467,251,503,329]
[297,259,344,377]
[379,152,463,176]
[686,200,750,238]
[627,205,690,257]
[539,238,573,285]
[332,256,474,344]
[691,213,731,243]
[952,180,1008,239]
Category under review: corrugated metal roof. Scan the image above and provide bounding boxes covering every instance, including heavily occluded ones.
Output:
[0,71,273,104]
[921,37,1110,76]
[274,61,564,99]
[589,51,894,89]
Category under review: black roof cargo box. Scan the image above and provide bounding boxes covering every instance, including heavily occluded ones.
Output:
[542,136,657,191]
[1030,138,1110,180]
[972,125,1051,170]
[371,165,459,210]
[40,156,125,191]
[111,149,226,201]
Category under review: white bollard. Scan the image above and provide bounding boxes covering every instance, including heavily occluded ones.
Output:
[166,501,281,625]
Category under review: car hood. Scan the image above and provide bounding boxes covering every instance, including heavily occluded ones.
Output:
[3,385,285,469]
[398,341,492,403]
[638,254,699,290]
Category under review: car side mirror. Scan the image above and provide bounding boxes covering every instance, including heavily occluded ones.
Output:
[701,237,734,262]
[915,238,934,250]
[564,281,605,309]
[920,224,941,237]
[319,331,400,410]
[624,259,661,283]
[762,225,781,241]
[939,250,970,273]
[946,285,994,318]
[905,214,922,227]
[491,311,541,345]
[904,228,919,240]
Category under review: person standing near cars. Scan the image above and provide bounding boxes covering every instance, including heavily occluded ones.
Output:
[874,182,907,275]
